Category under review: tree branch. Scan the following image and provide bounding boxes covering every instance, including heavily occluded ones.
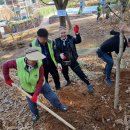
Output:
[108,5,121,20]
[39,0,54,5]
[53,0,59,9]
[63,0,69,9]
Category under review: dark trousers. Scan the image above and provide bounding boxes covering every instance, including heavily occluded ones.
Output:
[26,82,62,115]
[106,13,110,19]
[96,48,113,79]
[43,63,60,89]
[62,60,90,85]
[97,13,101,21]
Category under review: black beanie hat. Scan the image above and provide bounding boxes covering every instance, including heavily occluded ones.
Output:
[37,28,48,38]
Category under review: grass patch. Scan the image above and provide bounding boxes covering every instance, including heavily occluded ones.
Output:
[38,6,56,16]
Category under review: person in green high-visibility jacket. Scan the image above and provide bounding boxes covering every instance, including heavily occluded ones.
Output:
[30,28,61,90]
[3,47,68,122]
[97,3,102,21]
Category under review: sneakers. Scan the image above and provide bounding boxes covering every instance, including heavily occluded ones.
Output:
[104,78,112,86]
[65,80,71,86]
[87,84,94,94]
[32,114,39,122]
[58,104,68,112]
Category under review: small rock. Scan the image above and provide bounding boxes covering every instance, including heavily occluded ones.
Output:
[127,104,130,109]
[70,101,73,105]
[119,105,123,111]
[128,118,130,124]
[7,126,16,130]
[112,123,116,127]
[125,88,130,93]
[106,119,111,122]
[115,119,124,125]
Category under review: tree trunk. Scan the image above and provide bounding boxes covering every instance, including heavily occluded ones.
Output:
[114,31,124,109]
[114,1,124,109]
[66,13,72,30]
[53,0,69,28]
[114,22,124,109]
[59,13,72,29]
[59,16,66,27]
[114,0,128,109]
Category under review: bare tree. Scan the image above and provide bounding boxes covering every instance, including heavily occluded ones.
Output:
[40,0,72,29]
[53,0,68,27]
[114,0,129,109]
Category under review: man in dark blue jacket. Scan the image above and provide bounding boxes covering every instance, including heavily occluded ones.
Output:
[96,30,130,86]
[54,25,94,94]
[30,29,61,90]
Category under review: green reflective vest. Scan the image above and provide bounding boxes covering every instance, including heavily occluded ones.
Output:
[97,5,102,14]
[16,57,44,93]
[31,39,57,66]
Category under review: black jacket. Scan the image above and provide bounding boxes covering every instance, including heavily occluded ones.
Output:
[100,30,127,54]
[54,34,81,63]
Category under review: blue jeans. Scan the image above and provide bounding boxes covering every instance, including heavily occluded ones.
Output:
[26,82,62,115]
[96,48,113,79]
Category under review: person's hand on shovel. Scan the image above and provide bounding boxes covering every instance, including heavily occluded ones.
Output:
[31,95,38,103]
[5,79,14,87]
